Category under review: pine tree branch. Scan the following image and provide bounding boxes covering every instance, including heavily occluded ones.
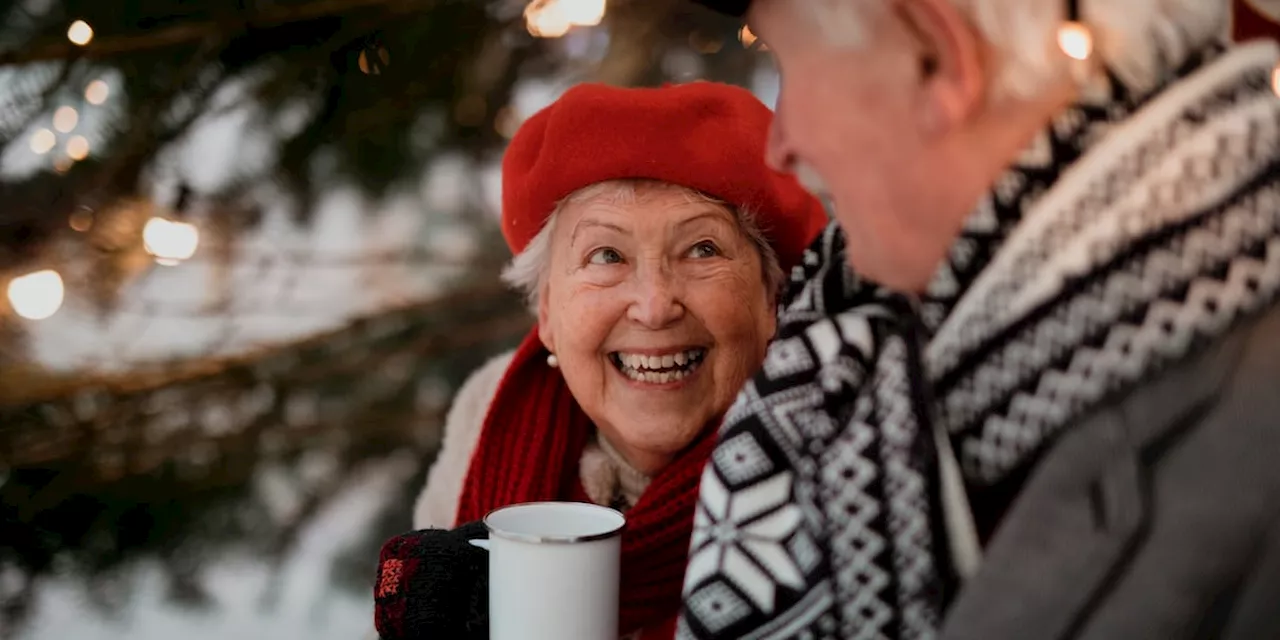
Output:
[0,61,69,141]
[0,279,521,406]
[0,0,435,66]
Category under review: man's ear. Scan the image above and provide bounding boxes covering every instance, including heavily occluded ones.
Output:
[897,0,986,136]
[536,280,555,354]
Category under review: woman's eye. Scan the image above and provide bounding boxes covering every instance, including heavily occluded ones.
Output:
[688,241,721,259]
[587,247,623,265]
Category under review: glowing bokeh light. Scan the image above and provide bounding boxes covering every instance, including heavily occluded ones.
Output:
[85,79,110,104]
[7,270,65,320]
[1058,22,1093,61]
[53,106,78,133]
[30,128,56,154]
[525,1,571,38]
[67,20,93,46]
[562,0,605,26]
[66,135,90,160]
[143,217,200,265]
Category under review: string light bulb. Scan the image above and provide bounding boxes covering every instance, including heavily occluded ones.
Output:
[69,209,94,232]
[1057,0,1093,61]
[67,20,93,46]
[525,1,571,38]
[53,106,78,133]
[143,217,200,266]
[85,79,110,105]
[738,24,767,51]
[562,0,606,27]
[29,128,56,154]
[7,269,65,320]
[1058,22,1093,61]
[66,135,90,161]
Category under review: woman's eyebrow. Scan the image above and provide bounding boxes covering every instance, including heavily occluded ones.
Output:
[674,211,735,231]
[570,218,628,245]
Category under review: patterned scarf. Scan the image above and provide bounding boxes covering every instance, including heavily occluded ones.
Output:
[677,41,1280,640]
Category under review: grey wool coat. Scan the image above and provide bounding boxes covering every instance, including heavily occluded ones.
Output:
[941,302,1280,640]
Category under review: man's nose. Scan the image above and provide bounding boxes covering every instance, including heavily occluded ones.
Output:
[627,262,685,329]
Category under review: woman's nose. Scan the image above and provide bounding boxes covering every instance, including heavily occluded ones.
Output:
[627,264,685,329]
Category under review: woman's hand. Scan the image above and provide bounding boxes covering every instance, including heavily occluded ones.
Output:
[373,521,490,640]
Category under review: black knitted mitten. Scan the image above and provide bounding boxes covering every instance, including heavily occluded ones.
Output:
[373,521,489,640]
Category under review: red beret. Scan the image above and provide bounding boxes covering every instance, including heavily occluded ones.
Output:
[500,81,828,272]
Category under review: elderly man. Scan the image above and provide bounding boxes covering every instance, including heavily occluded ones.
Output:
[678,1,1280,639]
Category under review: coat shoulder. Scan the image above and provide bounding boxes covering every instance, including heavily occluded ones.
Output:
[411,349,516,530]
[943,301,1280,640]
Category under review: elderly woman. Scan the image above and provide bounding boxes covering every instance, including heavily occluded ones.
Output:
[677,1,1280,639]
[372,81,826,640]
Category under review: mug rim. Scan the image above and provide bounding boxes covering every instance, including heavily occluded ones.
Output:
[483,501,626,545]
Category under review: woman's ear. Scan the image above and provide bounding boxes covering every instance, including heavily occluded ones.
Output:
[896,0,986,137]
[536,280,555,353]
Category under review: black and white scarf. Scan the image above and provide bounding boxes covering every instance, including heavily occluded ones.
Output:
[678,41,1280,640]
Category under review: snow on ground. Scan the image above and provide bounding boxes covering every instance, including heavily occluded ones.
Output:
[17,453,419,640]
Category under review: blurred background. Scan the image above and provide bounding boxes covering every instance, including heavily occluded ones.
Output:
[0,0,782,638]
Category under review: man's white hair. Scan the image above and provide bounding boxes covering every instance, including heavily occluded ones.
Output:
[501,179,786,314]
[807,0,1228,100]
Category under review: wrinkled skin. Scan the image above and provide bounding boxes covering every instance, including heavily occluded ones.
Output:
[750,0,1077,292]
[538,183,777,475]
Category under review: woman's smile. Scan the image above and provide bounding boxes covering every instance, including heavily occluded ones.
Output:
[608,347,709,386]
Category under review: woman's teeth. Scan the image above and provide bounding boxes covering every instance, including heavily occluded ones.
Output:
[612,349,705,384]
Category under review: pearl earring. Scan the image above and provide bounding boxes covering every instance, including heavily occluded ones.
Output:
[546,353,559,368]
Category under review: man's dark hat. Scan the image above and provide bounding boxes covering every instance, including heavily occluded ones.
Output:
[691,0,751,17]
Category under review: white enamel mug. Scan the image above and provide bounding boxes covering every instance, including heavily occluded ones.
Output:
[480,501,626,640]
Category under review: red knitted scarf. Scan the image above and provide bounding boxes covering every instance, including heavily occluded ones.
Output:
[456,329,715,638]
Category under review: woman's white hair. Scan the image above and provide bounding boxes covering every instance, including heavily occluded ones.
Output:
[501,179,786,314]
[808,0,1228,100]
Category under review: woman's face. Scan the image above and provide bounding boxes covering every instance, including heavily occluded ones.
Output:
[538,184,777,476]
